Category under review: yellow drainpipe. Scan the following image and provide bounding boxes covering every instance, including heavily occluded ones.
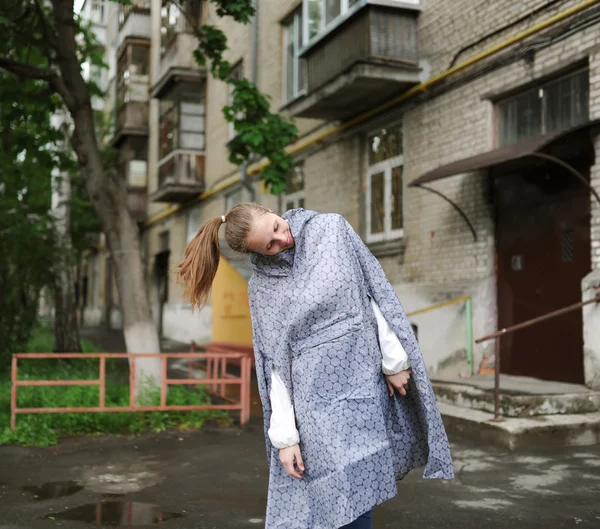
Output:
[144,0,600,230]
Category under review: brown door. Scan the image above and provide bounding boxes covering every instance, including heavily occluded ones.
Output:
[495,163,590,383]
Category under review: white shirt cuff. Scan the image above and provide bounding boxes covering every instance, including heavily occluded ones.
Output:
[268,366,300,449]
[370,298,411,375]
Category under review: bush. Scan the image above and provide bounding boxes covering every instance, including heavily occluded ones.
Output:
[0,328,232,446]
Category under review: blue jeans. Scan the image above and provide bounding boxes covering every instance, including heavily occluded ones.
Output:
[340,510,373,529]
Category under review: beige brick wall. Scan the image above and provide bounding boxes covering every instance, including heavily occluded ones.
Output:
[421,0,584,77]
[139,0,600,367]
[203,0,323,188]
[589,49,600,269]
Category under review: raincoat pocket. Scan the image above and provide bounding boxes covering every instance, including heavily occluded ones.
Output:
[290,313,363,358]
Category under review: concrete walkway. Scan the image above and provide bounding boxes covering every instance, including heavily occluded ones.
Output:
[0,425,599,528]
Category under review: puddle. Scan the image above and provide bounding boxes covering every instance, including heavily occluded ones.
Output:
[43,501,184,525]
[23,481,83,500]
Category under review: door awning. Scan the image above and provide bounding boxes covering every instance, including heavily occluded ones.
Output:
[409,119,600,187]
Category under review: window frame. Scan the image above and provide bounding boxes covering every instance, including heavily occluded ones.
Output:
[116,42,150,110]
[159,96,205,161]
[283,7,305,103]
[496,67,589,148]
[301,0,419,47]
[283,162,306,211]
[160,1,181,56]
[366,155,404,243]
[186,206,202,244]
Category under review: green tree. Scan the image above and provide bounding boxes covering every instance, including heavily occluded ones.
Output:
[0,67,61,365]
[0,0,297,388]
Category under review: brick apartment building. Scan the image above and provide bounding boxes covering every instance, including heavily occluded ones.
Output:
[80,0,600,389]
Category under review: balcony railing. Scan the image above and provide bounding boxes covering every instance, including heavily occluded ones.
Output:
[114,89,149,146]
[151,151,205,203]
[119,1,151,41]
[286,3,420,120]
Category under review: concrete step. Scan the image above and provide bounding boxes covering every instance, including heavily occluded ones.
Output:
[439,401,600,451]
[432,376,600,417]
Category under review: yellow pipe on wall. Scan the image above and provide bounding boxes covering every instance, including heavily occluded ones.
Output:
[144,0,600,229]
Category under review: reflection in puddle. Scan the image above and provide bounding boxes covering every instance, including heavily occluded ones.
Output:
[24,481,83,500]
[43,501,184,526]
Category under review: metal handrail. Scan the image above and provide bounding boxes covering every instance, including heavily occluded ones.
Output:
[475,292,600,421]
[407,295,474,375]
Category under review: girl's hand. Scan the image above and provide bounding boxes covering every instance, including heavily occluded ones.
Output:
[279,444,304,479]
[385,369,411,397]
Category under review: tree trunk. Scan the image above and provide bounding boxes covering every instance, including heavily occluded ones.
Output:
[51,0,161,395]
[51,149,81,353]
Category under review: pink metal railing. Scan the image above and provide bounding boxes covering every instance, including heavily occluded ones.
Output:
[10,351,251,430]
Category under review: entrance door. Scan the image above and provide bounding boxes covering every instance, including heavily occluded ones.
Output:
[495,163,590,383]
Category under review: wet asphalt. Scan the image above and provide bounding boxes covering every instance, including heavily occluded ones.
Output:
[0,419,599,529]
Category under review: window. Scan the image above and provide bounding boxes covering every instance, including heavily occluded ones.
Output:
[186,206,202,244]
[497,69,589,147]
[366,124,404,242]
[91,0,106,24]
[226,187,245,212]
[119,0,151,28]
[302,0,419,44]
[160,0,201,55]
[284,163,306,211]
[228,61,244,140]
[120,137,148,187]
[159,231,170,252]
[159,97,205,159]
[117,43,149,108]
[283,8,305,102]
[160,1,181,55]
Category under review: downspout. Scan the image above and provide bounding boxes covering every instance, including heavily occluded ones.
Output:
[240,0,258,202]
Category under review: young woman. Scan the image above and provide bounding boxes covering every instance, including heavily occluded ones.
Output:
[174,203,453,529]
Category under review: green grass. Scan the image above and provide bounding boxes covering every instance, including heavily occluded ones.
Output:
[0,327,232,446]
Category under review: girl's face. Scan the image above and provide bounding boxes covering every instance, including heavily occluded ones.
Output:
[246,212,295,256]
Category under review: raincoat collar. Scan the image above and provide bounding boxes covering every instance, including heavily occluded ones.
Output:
[250,208,318,277]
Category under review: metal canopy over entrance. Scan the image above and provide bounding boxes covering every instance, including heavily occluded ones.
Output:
[408,119,600,240]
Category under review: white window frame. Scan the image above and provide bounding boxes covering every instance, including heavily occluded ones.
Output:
[366,154,404,243]
[302,0,419,46]
[284,189,306,210]
[283,7,304,102]
[186,205,202,244]
[283,162,306,210]
[225,186,245,212]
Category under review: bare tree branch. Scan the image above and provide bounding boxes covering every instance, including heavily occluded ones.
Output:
[0,56,57,80]
[0,56,76,109]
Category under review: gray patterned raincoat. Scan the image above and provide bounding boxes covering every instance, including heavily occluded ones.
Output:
[249,209,453,529]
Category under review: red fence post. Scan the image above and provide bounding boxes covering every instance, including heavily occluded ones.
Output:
[240,356,251,426]
[11,355,17,430]
[220,358,226,398]
[130,356,136,408]
[99,356,106,409]
[160,356,167,408]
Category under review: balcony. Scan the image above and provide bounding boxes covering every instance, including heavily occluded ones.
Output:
[151,152,205,203]
[113,40,150,146]
[285,3,421,120]
[114,98,149,145]
[118,1,151,47]
[127,186,148,222]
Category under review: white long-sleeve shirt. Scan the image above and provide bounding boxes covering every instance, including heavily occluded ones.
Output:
[268,298,411,449]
